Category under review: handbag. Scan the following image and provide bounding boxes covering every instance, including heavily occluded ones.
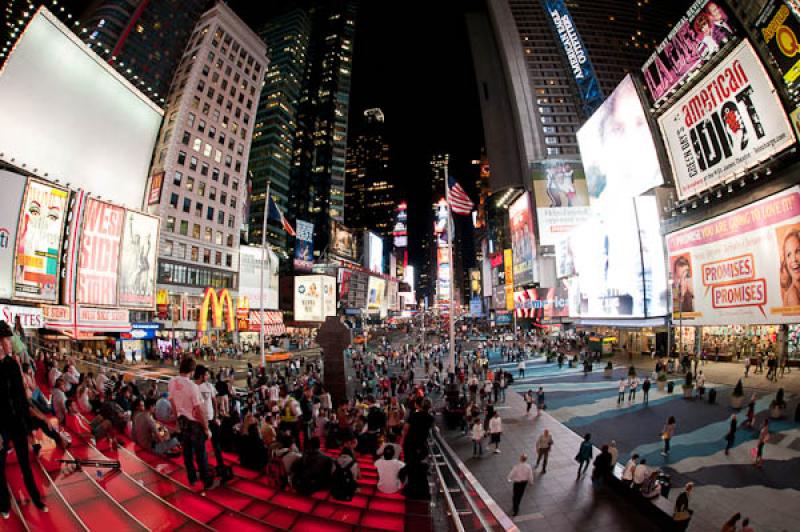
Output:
[661,431,669,440]
[673,510,691,521]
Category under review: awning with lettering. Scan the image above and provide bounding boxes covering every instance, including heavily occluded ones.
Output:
[43,305,131,334]
[249,310,286,335]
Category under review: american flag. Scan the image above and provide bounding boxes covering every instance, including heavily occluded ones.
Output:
[447,176,474,215]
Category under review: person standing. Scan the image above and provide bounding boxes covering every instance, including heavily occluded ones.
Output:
[470,418,484,458]
[488,411,503,454]
[673,482,694,531]
[724,414,737,456]
[642,377,651,405]
[591,445,613,487]
[535,429,553,473]
[169,357,214,490]
[744,356,751,377]
[536,387,545,415]
[0,321,47,518]
[662,416,676,456]
[575,433,593,478]
[628,375,639,402]
[507,454,534,517]
[695,371,705,398]
[517,360,525,378]
[617,378,627,405]
[524,389,535,417]
[608,440,619,466]
[195,365,226,481]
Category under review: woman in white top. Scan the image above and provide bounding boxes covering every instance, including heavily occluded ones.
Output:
[488,412,503,454]
[471,419,485,457]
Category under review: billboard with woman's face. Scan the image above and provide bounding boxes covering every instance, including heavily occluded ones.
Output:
[665,186,800,325]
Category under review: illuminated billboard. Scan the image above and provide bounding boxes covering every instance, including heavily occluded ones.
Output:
[14,180,68,302]
[118,210,159,309]
[77,198,125,306]
[367,276,386,311]
[659,41,795,200]
[642,0,738,103]
[509,192,537,286]
[756,1,800,86]
[0,171,27,299]
[330,221,357,260]
[239,245,279,310]
[365,231,384,274]
[531,160,591,246]
[0,8,163,208]
[577,75,664,208]
[294,275,336,322]
[294,219,314,272]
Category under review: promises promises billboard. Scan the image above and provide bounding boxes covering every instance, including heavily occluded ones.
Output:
[118,211,159,309]
[14,180,68,302]
[642,0,738,103]
[77,198,124,306]
[666,186,800,325]
[659,41,795,200]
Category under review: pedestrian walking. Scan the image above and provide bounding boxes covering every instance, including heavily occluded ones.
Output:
[661,416,676,456]
[518,360,525,378]
[507,454,534,517]
[642,377,651,405]
[489,411,503,454]
[724,415,737,455]
[744,356,751,377]
[755,419,769,468]
[591,445,613,487]
[535,429,553,473]
[536,387,545,415]
[575,433,593,478]
[617,378,626,405]
[743,394,756,429]
[628,375,639,402]
[608,440,619,466]
[695,371,705,398]
[471,418,484,457]
[524,389,534,416]
[673,482,694,531]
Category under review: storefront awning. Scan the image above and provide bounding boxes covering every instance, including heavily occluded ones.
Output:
[43,305,132,334]
[248,311,286,335]
[573,317,668,329]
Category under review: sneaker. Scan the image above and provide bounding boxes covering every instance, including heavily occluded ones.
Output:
[660,451,668,456]
[1,511,9,520]
[33,501,48,513]
[494,449,501,454]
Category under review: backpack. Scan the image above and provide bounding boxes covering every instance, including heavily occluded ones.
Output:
[330,458,357,501]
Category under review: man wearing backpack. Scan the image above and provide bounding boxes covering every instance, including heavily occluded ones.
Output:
[331,447,359,501]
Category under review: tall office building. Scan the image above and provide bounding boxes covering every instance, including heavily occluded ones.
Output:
[247,9,311,254]
[289,0,357,255]
[79,0,211,102]
[469,0,691,192]
[345,108,396,239]
[144,2,266,321]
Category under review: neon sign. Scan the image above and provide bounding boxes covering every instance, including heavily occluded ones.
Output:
[198,287,235,332]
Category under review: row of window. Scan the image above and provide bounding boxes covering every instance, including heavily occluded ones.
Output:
[167,192,233,225]
[162,239,233,268]
[164,216,236,245]
[158,260,236,289]
[176,151,241,190]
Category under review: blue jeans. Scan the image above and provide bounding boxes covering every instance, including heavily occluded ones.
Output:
[473,440,482,456]
[178,416,211,486]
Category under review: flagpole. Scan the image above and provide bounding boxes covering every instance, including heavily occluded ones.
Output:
[443,164,456,376]
[260,180,271,370]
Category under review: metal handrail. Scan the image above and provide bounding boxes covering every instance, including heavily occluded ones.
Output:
[428,437,467,532]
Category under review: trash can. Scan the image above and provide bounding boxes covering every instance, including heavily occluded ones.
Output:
[708,388,717,404]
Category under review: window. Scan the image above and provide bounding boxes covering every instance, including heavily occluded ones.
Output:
[220,191,227,205]
[192,224,201,239]
[198,182,206,196]
[189,157,198,171]
[211,168,220,181]
[192,138,202,152]
[215,251,222,266]
[203,249,211,264]
[203,143,213,157]
[191,246,199,261]
[207,207,214,221]
[226,254,232,268]
[230,197,236,209]
[198,120,206,133]
[195,200,203,215]
[234,160,241,172]
[191,95,200,109]
[202,102,210,115]
[166,216,175,232]
[223,173,229,185]
[177,151,187,165]
[202,64,210,76]
[215,231,223,245]
[208,126,216,138]
[182,197,191,213]
[232,179,239,191]
[217,210,224,224]
[200,162,209,176]
[209,187,217,201]
[237,143,244,156]
[181,131,190,145]
[176,243,186,259]
[228,214,234,228]
[163,240,173,256]
[214,149,222,163]
[196,80,205,92]
[186,177,194,191]
[218,132,225,145]
[226,234,233,247]
[188,113,195,127]
[179,220,189,235]
[169,193,179,208]
[224,155,232,168]
[546,147,561,155]
[173,171,183,186]
[204,228,212,242]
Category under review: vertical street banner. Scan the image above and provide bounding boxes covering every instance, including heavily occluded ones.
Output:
[118,210,159,309]
[509,192,537,286]
[642,0,738,103]
[77,198,124,306]
[665,186,800,325]
[658,41,795,200]
[756,0,800,85]
[0,171,27,299]
[14,180,68,302]
[531,160,591,245]
[504,248,515,311]
[294,219,314,272]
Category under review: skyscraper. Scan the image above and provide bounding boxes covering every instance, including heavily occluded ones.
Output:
[80,0,211,103]
[144,2,266,318]
[345,107,396,239]
[247,8,312,254]
[289,0,356,254]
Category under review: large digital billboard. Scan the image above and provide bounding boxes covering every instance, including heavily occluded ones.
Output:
[509,192,537,286]
[365,232,384,274]
[642,0,738,103]
[367,276,386,311]
[659,41,795,200]
[666,186,800,325]
[118,210,159,309]
[239,245,279,310]
[330,221,357,260]
[14,180,68,302]
[76,198,124,306]
[0,171,27,299]
[577,75,664,208]
[514,286,570,320]
[0,8,162,208]
[294,219,314,272]
[531,160,591,246]
[294,275,336,322]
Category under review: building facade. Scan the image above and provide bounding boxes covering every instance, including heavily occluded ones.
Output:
[144,2,266,327]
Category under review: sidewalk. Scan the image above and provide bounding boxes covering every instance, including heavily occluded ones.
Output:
[440,389,660,532]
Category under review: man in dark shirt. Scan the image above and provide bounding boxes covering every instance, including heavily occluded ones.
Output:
[403,397,434,464]
[290,437,334,495]
[0,320,47,518]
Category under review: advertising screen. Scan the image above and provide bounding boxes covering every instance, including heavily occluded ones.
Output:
[514,286,570,320]
[76,198,124,306]
[338,268,369,310]
[666,186,800,325]
[504,249,514,311]
[330,221,357,260]
[555,236,576,279]
[365,232,384,273]
[367,276,386,311]
[14,180,68,302]
[239,245,279,310]
[659,42,795,200]
[509,192,537,286]
[118,210,159,309]
[642,0,738,103]
[294,275,336,322]
[393,203,408,248]
[294,219,314,272]
[0,171,27,299]
[0,9,162,208]
[636,196,670,317]
[756,1,800,86]
[531,160,591,245]
[577,75,664,208]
